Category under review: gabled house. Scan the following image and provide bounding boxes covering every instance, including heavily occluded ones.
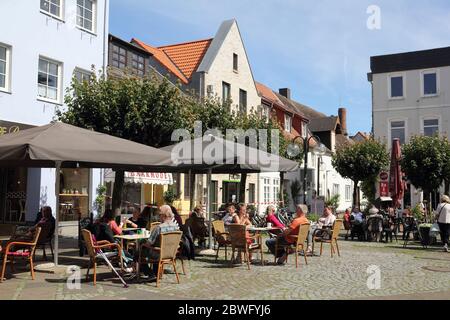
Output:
[257,83,357,212]
[128,19,263,214]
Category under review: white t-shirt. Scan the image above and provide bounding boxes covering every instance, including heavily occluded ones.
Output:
[436,203,450,224]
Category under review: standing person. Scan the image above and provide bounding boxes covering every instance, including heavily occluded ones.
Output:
[435,195,450,252]
[265,204,310,265]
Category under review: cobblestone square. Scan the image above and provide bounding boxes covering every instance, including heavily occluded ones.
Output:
[2,237,450,300]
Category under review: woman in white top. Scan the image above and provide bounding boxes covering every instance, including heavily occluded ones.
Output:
[435,195,450,252]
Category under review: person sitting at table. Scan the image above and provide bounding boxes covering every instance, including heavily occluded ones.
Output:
[233,204,252,226]
[265,205,285,229]
[140,205,180,280]
[125,207,148,229]
[305,206,336,255]
[100,208,124,236]
[222,203,238,226]
[188,206,207,247]
[265,204,310,265]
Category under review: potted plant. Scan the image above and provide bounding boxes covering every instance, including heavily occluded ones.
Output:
[418,223,433,246]
[163,189,179,205]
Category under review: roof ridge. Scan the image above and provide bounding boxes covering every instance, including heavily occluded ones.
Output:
[158,38,213,49]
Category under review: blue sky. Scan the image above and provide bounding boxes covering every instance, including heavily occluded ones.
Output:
[110,0,450,136]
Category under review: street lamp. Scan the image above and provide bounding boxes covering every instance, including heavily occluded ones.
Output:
[287,135,326,205]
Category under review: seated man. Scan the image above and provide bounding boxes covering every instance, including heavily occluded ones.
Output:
[140,205,180,280]
[350,207,366,240]
[188,206,208,247]
[265,204,309,265]
[222,203,238,226]
[306,206,336,254]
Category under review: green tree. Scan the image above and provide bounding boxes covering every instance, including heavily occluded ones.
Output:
[332,139,389,207]
[401,135,450,202]
[57,72,191,210]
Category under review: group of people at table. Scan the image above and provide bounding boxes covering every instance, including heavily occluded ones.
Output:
[221,203,336,265]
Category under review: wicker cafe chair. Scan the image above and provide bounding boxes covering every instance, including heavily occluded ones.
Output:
[227,224,264,270]
[1,227,41,282]
[149,222,161,232]
[147,231,183,287]
[274,223,310,268]
[212,220,231,262]
[81,229,123,286]
[313,219,343,258]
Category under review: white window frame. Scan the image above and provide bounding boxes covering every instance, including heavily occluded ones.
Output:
[263,178,271,204]
[40,0,65,21]
[76,0,97,34]
[273,179,280,204]
[388,118,407,148]
[73,67,92,83]
[37,56,63,105]
[345,185,351,201]
[284,114,292,133]
[421,115,441,137]
[0,43,12,93]
[301,121,307,138]
[421,69,440,98]
[332,184,340,197]
[388,73,405,100]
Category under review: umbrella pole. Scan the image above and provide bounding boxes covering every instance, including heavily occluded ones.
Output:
[54,161,61,266]
[207,169,212,250]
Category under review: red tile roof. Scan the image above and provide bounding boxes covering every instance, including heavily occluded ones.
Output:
[159,39,212,80]
[132,38,212,84]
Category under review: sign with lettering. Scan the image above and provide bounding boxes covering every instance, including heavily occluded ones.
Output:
[379,181,389,197]
[0,120,35,137]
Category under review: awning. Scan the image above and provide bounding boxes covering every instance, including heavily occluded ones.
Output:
[104,169,173,185]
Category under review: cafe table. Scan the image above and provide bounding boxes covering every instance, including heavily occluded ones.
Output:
[114,233,150,280]
[246,227,282,262]
[0,236,11,242]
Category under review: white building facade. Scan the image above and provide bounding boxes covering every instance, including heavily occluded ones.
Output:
[370,46,450,208]
[0,0,109,232]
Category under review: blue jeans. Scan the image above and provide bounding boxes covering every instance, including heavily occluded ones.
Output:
[266,237,290,258]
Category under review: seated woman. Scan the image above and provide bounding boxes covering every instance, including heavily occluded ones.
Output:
[99,209,124,236]
[265,205,285,229]
[10,206,54,244]
[125,207,148,229]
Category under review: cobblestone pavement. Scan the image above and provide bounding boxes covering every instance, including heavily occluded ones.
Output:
[2,237,450,300]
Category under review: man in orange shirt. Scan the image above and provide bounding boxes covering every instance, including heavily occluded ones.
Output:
[266,204,310,265]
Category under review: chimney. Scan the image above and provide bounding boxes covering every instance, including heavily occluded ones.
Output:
[279,88,291,100]
[338,107,348,136]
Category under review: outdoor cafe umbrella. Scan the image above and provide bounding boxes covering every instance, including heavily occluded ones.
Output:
[0,122,176,265]
[161,135,300,250]
[389,138,405,209]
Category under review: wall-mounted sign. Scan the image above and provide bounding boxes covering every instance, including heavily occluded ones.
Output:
[380,181,389,197]
[380,171,389,181]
